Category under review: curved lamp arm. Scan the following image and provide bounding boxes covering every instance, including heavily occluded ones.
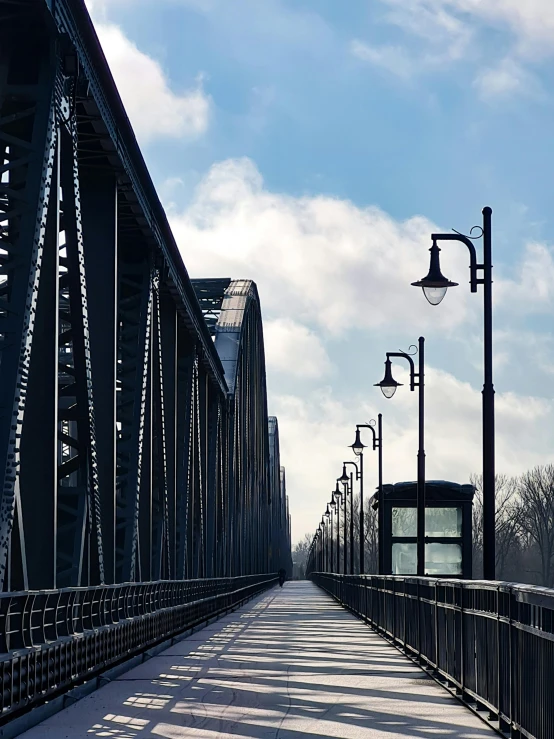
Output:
[386,349,418,391]
[431,231,480,292]
[357,421,380,451]
[344,460,359,480]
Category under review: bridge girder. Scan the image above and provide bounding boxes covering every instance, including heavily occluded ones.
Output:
[0,0,290,590]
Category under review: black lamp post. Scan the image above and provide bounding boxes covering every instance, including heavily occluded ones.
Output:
[320,517,325,572]
[319,524,324,572]
[328,501,335,572]
[412,207,495,580]
[315,525,320,572]
[330,492,338,572]
[332,481,346,575]
[340,462,358,574]
[338,466,352,574]
[325,503,331,572]
[351,415,383,574]
[375,337,425,577]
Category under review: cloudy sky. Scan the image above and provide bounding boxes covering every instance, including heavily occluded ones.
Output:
[87,0,554,545]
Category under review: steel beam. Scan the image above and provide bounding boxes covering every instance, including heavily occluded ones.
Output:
[80,171,117,584]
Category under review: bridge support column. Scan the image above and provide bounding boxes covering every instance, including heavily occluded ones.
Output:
[19,133,59,591]
[81,172,118,584]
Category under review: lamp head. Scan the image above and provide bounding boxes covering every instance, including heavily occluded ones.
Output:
[411,239,458,305]
[374,357,402,399]
[351,427,366,457]
[338,464,349,484]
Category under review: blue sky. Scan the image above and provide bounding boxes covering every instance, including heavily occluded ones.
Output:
[88,0,554,542]
[92,0,554,236]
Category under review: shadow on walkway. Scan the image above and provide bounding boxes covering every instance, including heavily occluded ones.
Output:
[20,582,496,739]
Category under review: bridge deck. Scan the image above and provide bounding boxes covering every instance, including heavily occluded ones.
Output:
[21,582,495,738]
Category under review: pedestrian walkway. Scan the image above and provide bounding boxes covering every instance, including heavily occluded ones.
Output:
[21,582,495,738]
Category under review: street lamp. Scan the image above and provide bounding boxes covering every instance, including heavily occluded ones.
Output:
[332,481,346,575]
[325,503,331,572]
[341,462,358,574]
[412,207,495,580]
[330,493,338,573]
[319,524,324,572]
[350,416,383,574]
[327,496,335,572]
[338,465,352,574]
[316,525,321,572]
[320,516,326,572]
[320,515,325,573]
[375,337,425,577]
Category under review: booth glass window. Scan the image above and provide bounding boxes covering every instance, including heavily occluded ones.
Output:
[392,542,417,575]
[392,507,416,537]
[425,543,462,575]
[391,505,464,576]
[425,507,462,537]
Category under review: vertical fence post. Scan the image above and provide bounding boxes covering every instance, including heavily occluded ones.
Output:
[417,579,422,662]
[460,581,465,700]
[434,580,439,675]
[509,588,518,736]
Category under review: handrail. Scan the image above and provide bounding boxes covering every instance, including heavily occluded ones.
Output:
[0,574,277,720]
[312,572,554,739]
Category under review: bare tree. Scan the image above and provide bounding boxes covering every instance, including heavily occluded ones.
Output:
[515,465,554,588]
[349,493,378,574]
[292,533,312,579]
[470,473,521,580]
[364,503,379,574]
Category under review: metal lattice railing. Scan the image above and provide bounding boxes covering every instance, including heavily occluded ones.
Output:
[0,574,276,720]
[312,572,554,739]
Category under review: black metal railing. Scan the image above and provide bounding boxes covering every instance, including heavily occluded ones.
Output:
[0,574,276,721]
[312,572,554,739]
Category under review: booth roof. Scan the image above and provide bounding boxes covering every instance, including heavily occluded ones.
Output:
[370,480,475,508]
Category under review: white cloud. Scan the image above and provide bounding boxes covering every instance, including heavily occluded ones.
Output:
[496,242,554,313]
[275,368,554,543]
[384,1,471,58]
[85,3,210,144]
[447,0,554,55]
[473,58,542,99]
[350,41,414,79]
[169,157,473,336]
[380,0,554,53]
[351,0,472,78]
[263,319,332,379]
[164,158,554,542]
[354,0,554,97]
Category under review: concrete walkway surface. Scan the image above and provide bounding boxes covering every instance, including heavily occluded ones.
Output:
[20,582,495,738]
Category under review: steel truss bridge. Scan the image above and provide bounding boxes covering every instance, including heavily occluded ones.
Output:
[0,3,551,739]
[0,0,291,724]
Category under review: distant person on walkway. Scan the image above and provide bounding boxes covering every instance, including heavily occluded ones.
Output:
[278,568,286,587]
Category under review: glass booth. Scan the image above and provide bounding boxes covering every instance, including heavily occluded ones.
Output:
[371,480,475,578]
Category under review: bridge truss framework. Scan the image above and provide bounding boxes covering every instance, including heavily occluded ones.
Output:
[0,0,291,596]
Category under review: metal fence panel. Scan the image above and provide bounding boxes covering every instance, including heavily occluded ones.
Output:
[0,574,275,720]
[311,572,554,739]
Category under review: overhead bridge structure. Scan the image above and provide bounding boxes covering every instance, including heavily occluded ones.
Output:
[0,0,291,724]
